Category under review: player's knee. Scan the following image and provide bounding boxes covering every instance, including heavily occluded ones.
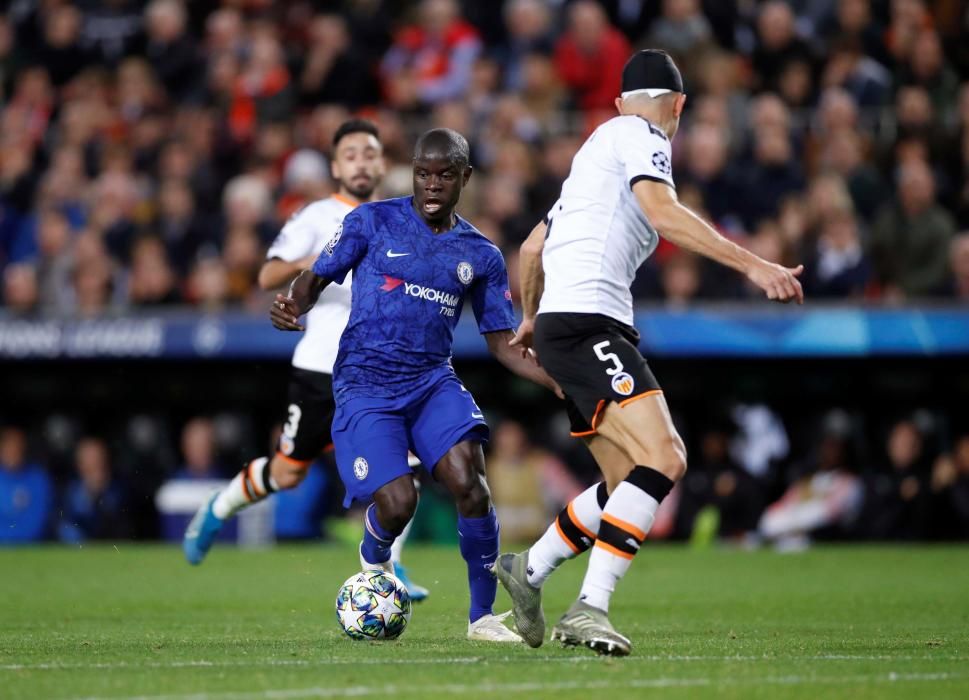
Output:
[376,480,418,533]
[654,434,687,482]
[269,457,307,490]
[447,468,491,515]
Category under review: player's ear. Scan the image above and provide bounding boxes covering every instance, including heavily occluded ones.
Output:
[615,96,624,115]
[330,158,341,181]
[462,165,473,184]
[674,93,686,117]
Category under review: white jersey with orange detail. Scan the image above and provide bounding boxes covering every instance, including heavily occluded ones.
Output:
[538,115,675,327]
[265,195,357,374]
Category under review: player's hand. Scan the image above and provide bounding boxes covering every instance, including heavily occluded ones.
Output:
[509,317,536,360]
[747,261,804,304]
[270,294,305,331]
[550,380,565,400]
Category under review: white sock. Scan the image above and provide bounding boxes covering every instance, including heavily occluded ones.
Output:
[212,457,277,519]
[578,467,671,612]
[526,482,606,588]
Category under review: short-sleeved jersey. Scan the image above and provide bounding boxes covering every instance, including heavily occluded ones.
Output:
[538,115,675,326]
[266,195,357,374]
[311,196,515,402]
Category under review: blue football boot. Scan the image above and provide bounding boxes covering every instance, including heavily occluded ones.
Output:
[393,562,430,602]
[183,494,224,565]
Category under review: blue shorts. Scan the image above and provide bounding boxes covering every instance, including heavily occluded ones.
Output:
[332,374,489,506]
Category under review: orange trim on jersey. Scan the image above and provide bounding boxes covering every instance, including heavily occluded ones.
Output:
[555,517,581,554]
[619,389,663,408]
[247,461,266,498]
[567,501,597,541]
[594,539,635,560]
[601,512,646,542]
[275,451,312,467]
[571,400,607,438]
[331,193,360,209]
[570,428,597,438]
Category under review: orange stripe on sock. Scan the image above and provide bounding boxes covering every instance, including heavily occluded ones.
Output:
[247,461,266,498]
[554,517,581,554]
[240,473,252,502]
[594,539,635,560]
[567,501,597,541]
[601,512,646,542]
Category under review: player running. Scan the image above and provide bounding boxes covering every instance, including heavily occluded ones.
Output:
[493,50,804,655]
[270,128,561,642]
[183,119,427,599]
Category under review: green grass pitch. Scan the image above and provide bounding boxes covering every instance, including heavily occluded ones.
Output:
[1,544,967,699]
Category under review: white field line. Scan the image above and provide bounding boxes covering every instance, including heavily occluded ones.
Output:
[2,653,969,672]
[59,672,969,700]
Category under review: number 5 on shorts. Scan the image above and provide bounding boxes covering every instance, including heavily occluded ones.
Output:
[593,340,624,376]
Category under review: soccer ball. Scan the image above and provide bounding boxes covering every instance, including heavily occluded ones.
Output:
[335,569,412,640]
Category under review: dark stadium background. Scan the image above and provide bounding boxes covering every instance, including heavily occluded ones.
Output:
[1,0,968,546]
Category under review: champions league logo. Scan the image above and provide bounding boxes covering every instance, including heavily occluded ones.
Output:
[457,261,474,285]
[651,151,671,175]
[353,457,369,480]
[323,223,343,256]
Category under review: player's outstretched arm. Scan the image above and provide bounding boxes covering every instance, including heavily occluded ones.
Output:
[633,180,804,304]
[258,256,317,291]
[486,330,564,398]
[509,220,547,357]
[269,270,331,331]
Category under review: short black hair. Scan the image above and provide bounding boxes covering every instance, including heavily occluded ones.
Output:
[413,128,470,168]
[332,119,380,150]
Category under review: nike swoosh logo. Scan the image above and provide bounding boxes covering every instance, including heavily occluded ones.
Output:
[386,250,410,258]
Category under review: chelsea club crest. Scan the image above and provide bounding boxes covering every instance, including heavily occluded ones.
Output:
[457,261,474,285]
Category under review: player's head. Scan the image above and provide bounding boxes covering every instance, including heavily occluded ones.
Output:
[616,50,687,139]
[411,127,472,224]
[331,119,385,201]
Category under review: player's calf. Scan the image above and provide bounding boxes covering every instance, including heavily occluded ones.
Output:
[363,476,418,568]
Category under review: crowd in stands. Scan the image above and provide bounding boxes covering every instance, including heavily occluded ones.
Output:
[2,404,968,544]
[1,0,969,314]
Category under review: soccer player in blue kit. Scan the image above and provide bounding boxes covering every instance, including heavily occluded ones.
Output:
[270,128,562,642]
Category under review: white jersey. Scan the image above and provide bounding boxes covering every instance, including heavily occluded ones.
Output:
[265,195,357,374]
[538,115,675,326]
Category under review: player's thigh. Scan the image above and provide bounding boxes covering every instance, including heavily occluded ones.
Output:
[583,434,635,493]
[277,369,336,465]
[595,393,687,481]
[407,377,488,476]
[331,400,412,508]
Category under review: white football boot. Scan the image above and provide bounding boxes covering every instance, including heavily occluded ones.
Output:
[467,611,524,643]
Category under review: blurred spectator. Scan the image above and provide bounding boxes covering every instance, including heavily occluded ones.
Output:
[127,236,181,307]
[680,123,742,228]
[144,0,200,102]
[859,419,931,540]
[758,412,863,550]
[738,121,805,228]
[660,250,702,306]
[824,0,889,67]
[554,1,630,122]
[2,263,39,315]
[641,0,714,82]
[929,434,969,539]
[820,128,886,221]
[897,30,959,120]
[802,207,870,298]
[0,426,52,544]
[59,437,132,542]
[751,1,814,93]
[488,419,581,541]
[227,35,293,143]
[678,418,766,539]
[870,159,955,298]
[495,0,555,92]
[32,4,88,87]
[380,0,482,109]
[173,418,223,480]
[947,233,969,300]
[299,14,379,109]
[821,35,891,108]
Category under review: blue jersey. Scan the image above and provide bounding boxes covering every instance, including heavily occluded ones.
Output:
[311,196,516,401]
